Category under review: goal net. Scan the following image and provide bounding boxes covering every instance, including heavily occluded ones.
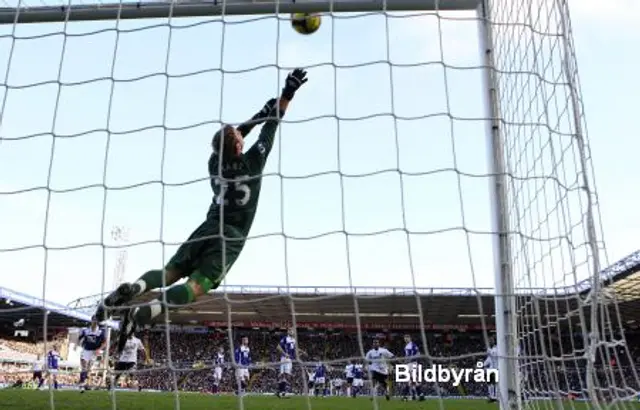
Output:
[0,0,638,408]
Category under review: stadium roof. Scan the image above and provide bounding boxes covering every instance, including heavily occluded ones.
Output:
[142,286,499,329]
[56,250,638,332]
[136,288,639,330]
[6,249,633,332]
[598,250,640,302]
[148,250,639,327]
[0,287,91,331]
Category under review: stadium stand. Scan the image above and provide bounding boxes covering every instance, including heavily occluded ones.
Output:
[129,251,640,395]
[1,250,639,395]
[0,288,90,388]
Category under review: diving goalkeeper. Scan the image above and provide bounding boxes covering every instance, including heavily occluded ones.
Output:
[96,69,308,352]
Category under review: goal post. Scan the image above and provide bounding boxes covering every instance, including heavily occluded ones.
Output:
[0,0,479,24]
[476,2,515,408]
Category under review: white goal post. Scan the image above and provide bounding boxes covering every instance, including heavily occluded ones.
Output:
[0,0,625,409]
[0,0,478,24]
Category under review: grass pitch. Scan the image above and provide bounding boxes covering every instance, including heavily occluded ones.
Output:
[0,390,629,410]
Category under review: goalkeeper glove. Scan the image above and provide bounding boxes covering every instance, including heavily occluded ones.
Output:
[237,98,277,137]
[255,98,277,120]
[281,68,308,100]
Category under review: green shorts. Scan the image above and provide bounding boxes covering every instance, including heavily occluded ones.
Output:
[166,218,245,288]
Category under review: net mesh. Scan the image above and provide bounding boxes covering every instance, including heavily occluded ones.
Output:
[0,0,637,409]
[486,0,640,407]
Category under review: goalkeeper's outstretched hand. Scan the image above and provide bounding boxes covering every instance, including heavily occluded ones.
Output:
[281,68,308,100]
[256,98,277,119]
[237,98,277,137]
[250,98,277,123]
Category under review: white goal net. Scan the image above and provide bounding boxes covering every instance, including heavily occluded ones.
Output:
[0,0,638,409]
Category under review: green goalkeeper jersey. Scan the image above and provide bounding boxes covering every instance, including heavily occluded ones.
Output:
[207,119,279,235]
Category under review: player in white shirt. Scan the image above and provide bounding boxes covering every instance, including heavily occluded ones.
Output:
[212,346,225,394]
[365,339,394,401]
[484,337,498,402]
[111,333,145,390]
[306,366,315,396]
[331,377,344,396]
[33,355,45,389]
[344,360,355,397]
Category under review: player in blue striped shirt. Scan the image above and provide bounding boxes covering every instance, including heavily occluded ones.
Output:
[276,328,307,398]
[46,345,61,390]
[352,362,364,397]
[78,317,106,391]
[403,334,423,401]
[313,362,328,397]
[234,336,251,395]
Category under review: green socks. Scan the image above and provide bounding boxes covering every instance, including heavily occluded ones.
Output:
[164,283,196,306]
[133,283,195,324]
[133,270,166,295]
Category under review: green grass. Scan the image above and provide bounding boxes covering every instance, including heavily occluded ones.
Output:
[1,390,634,410]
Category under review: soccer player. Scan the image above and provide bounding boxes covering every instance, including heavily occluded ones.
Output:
[402,334,423,401]
[306,365,315,396]
[45,345,61,390]
[33,354,45,389]
[313,361,327,397]
[365,339,394,401]
[212,346,225,394]
[344,360,355,397]
[111,332,145,390]
[332,377,344,396]
[352,362,364,397]
[234,336,251,395]
[276,327,307,398]
[78,317,106,391]
[485,337,498,403]
[94,69,309,352]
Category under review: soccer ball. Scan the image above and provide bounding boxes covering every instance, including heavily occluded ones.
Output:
[291,13,321,35]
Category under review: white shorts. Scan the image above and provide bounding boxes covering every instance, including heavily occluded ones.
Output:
[235,368,249,381]
[81,349,97,363]
[353,378,364,387]
[214,367,223,380]
[280,358,292,375]
[314,377,325,384]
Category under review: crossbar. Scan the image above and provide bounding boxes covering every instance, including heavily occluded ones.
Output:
[0,0,479,25]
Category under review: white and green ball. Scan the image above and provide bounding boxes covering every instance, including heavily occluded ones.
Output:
[291,13,322,35]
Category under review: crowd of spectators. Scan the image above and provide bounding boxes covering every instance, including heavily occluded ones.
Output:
[0,362,77,387]
[0,332,68,357]
[1,328,639,399]
[132,329,640,397]
[0,339,42,356]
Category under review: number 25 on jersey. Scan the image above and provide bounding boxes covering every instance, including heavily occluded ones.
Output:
[214,176,251,206]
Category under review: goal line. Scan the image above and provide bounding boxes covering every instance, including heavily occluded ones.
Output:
[0,0,479,24]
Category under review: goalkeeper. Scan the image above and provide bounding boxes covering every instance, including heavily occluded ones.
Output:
[96,69,308,352]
